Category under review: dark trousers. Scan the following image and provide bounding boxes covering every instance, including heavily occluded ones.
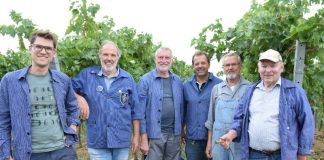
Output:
[185,139,208,160]
[31,146,77,160]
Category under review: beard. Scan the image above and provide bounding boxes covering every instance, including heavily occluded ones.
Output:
[157,64,170,73]
[226,73,238,80]
[102,63,117,73]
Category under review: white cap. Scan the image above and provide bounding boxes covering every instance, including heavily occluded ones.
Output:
[259,49,282,62]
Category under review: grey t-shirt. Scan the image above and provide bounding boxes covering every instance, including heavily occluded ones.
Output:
[161,77,175,133]
[27,72,65,153]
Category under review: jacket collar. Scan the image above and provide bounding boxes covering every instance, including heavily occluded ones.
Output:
[17,65,61,83]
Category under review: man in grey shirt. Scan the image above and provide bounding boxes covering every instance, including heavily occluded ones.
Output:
[138,47,184,160]
[205,53,250,159]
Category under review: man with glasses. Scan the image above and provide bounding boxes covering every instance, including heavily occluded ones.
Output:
[182,51,222,160]
[219,49,315,160]
[0,30,80,160]
[205,52,250,159]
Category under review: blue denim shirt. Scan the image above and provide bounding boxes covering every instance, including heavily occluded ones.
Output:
[183,73,222,140]
[72,66,142,148]
[231,78,315,160]
[137,69,184,138]
[0,66,80,160]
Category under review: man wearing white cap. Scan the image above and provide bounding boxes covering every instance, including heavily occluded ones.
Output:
[219,49,315,160]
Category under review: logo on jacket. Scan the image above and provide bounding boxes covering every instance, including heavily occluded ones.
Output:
[119,90,129,105]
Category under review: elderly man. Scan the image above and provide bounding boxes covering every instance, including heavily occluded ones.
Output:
[182,51,222,160]
[72,41,142,160]
[138,47,183,160]
[0,30,80,160]
[204,52,250,159]
[220,49,315,160]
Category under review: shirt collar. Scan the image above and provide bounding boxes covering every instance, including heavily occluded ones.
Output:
[152,69,173,79]
[98,67,120,78]
[188,72,214,83]
[257,77,281,90]
[222,75,248,87]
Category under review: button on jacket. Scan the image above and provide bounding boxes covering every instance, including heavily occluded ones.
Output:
[138,69,184,138]
[231,78,315,160]
[72,66,142,148]
[183,73,222,140]
[0,66,80,160]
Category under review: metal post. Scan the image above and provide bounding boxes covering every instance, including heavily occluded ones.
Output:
[293,41,305,85]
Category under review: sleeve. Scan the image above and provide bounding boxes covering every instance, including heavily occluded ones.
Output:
[0,76,12,159]
[130,77,143,120]
[71,70,86,96]
[179,82,184,125]
[183,86,187,125]
[137,78,148,134]
[296,86,315,155]
[205,85,218,130]
[230,87,250,141]
[65,79,80,127]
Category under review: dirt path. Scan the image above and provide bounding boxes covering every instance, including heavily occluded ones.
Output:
[311,130,324,159]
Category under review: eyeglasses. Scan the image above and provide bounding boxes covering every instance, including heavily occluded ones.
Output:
[31,44,55,53]
[223,63,240,68]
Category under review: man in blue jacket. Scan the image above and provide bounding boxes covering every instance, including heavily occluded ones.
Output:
[72,40,142,160]
[138,47,184,160]
[220,49,315,160]
[0,30,80,160]
[182,51,222,160]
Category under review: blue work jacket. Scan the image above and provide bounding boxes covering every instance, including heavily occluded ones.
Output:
[137,69,184,138]
[72,66,142,148]
[0,66,80,160]
[183,73,222,140]
[231,78,315,160]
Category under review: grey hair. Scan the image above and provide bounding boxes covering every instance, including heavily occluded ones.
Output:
[221,52,242,65]
[99,40,122,57]
[154,47,173,57]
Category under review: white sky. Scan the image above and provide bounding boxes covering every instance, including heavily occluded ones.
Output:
[0,0,253,74]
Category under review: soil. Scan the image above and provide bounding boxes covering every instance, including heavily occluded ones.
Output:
[311,130,324,160]
[76,130,324,160]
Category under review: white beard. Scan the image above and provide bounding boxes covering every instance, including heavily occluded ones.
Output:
[226,74,238,80]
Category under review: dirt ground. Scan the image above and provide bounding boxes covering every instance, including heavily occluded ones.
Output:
[311,129,324,159]
[76,130,324,160]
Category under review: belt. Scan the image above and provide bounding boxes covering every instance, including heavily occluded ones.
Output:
[249,147,280,156]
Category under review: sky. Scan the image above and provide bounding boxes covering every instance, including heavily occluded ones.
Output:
[0,0,253,74]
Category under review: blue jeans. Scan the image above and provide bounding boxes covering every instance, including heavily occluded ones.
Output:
[88,147,130,160]
[31,146,77,160]
[249,148,281,160]
[185,139,208,160]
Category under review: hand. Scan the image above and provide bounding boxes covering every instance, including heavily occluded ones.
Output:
[181,129,186,144]
[75,94,90,120]
[70,124,77,133]
[219,130,237,149]
[205,140,212,159]
[132,134,139,154]
[140,134,149,155]
[297,155,307,160]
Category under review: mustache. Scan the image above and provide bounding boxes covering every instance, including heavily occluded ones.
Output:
[158,62,170,65]
[103,60,114,63]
